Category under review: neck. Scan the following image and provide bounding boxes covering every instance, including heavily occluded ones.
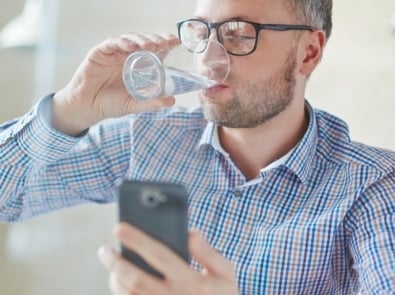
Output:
[218,98,308,180]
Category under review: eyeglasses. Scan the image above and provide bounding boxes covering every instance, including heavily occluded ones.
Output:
[177,19,316,56]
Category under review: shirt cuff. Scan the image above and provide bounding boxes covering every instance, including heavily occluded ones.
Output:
[16,93,86,163]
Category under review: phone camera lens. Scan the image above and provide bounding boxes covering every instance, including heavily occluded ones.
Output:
[141,188,167,208]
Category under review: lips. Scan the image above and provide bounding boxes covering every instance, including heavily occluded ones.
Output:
[202,84,229,97]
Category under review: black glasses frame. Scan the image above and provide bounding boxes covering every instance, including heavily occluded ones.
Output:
[177,19,316,56]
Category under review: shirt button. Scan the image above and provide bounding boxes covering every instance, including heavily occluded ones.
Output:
[234,190,242,198]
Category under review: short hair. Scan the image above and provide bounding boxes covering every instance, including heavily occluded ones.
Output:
[285,0,333,39]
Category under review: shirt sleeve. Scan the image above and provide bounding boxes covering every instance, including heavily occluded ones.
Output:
[0,94,132,222]
[346,171,395,293]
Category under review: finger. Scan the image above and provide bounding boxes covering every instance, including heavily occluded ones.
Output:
[189,229,235,280]
[95,36,140,55]
[120,33,160,52]
[132,33,179,46]
[97,33,162,57]
[143,34,177,52]
[114,223,190,279]
[154,95,176,107]
[162,33,181,47]
[109,272,131,295]
[97,245,163,294]
[119,33,180,59]
[88,33,179,61]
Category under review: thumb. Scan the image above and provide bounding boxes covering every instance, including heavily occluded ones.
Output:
[152,95,176,108]
[189,229,235,280]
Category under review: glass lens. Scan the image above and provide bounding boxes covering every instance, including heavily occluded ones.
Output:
[180,20,209,52]
[219,21,256,55]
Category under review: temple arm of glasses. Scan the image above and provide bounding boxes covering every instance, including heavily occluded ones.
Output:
[262,24,315,32]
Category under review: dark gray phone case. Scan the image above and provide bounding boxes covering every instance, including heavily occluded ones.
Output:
[117,180,189,279]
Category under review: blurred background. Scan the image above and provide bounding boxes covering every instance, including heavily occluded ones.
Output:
[0,0,394,294]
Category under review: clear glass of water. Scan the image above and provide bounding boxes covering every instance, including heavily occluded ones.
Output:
[122,39,230,100]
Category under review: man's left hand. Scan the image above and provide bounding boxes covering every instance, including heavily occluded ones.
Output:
[98,223,239,295]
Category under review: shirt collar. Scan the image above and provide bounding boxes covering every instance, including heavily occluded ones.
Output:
[283,101,318,185]
[197,101,318,185]
[197,121,216,150]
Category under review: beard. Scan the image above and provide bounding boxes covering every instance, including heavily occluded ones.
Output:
[199,48,297,128]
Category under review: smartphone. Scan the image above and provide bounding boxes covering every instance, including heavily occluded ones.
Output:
[116,180,189,279]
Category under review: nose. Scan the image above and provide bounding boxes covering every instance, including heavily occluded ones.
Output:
[195,39,230,83]
[201,39,225,64]
[207,27,220,43]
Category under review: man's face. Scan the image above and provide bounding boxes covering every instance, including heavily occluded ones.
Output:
[194,0,300,128]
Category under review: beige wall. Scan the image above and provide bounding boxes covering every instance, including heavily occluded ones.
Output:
[0,0,394,294]
[0,0,194,121]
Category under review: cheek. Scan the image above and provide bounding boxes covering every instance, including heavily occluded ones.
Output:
[229,37,298,84]
[229,55,272,83]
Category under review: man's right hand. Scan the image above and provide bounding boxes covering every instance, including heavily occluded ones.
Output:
[51,33,180,136]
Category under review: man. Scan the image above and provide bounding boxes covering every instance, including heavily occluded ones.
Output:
[1,0,394,294]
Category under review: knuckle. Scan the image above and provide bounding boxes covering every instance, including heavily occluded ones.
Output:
[126,273,144,291]
[152,250,169,267]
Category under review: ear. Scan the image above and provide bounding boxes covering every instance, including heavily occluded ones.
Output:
[299,30,326,76]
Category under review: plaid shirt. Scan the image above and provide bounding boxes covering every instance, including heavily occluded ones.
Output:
[1,94,394,294]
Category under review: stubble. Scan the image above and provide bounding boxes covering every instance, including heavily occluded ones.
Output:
[200,48,298,128]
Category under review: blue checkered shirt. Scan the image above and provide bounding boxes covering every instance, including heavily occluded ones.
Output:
[1,94,394,294]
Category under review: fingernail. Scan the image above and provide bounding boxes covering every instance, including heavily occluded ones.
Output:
[97,246,112,261]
